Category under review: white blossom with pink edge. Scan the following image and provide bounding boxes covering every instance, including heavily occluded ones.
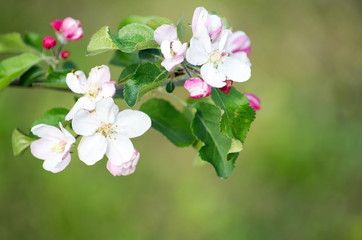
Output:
[192,7,223,42]
[225,31,252,67]
[245,93,261,111]
[154,24,187,72]
[65,65,116,120]
[30,123,75,173]
[53,17,83,43]
[186,28,251,88]
[184,78,211,99]
[72,98,151,167]
[107,149,140,176]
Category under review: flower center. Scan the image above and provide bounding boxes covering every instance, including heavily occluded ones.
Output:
[209,50,228,64]
[170,42,177,57]
[98,123,119,139]
[52,140,67,153]
[87,88,98,98]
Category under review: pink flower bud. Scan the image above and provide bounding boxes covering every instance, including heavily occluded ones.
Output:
[42,36,56,49]
[245,93,260,111]
[50,19,63,32]
[61,50,70,59]
[184,78,211,99]
[219,80,233,94]
[62,17,83,41]
[107,149,140,176]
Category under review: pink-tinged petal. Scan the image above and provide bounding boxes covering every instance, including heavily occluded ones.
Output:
[245,93,261,111]
[192,7,206,36]
[161,56,184,72]
[30,138,60,161]
[50,19,63,32]
[66,71,86,94]
[154,24,177,45]
[31,124,63,140]
[106,137,134,166]
[94,98,119,124]
[107,149,140,176]
[186,37,209,66]
[72,109,99,136]
[160,41,173,59]
[69,28,83,41]
[65,96,94,121]
[208,15,222,41]
[113,110,151,138]
[218,57,251,83]
[88,65,111,87]
[62,17,83,41]
[184,78,211,99]
[43,153,71,173]
[231,52,251,67]
[58,123,76,143]
[200,63,226,88]
[98,81,116,98]
[218,29,232,52]
[78,133,107,165]
[219,80,233,94]
[228,31,251,55]
[176,42,188,57]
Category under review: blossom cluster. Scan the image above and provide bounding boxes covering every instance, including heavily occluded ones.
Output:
[30,66,151,176]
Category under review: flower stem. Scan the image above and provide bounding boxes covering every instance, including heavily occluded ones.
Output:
[181,63,193,78]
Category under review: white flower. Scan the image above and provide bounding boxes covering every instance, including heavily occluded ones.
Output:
[30,123,75,173]
[72,98,151,166]
[107,149,140,176]
[65,65,116,120]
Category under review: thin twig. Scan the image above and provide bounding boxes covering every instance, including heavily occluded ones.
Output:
[181,62,193,78]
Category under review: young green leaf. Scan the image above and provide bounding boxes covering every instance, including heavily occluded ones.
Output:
[62,61,77,71]
[87,26,118,56]
[12,128,36,156]
[146,17,173,30]
[0,53,42,90]
[138,49,161,62]
[24,32,43,51]
[140,98,194,147]
[0,33,32,53]
[110,50,141,67]
[191,102,235,178]
[176,15,185,40]
[123,62,169,107]
[119,15,159,29]
[19,65,44,86]
[118,64,139,83]
[32,108,69,127]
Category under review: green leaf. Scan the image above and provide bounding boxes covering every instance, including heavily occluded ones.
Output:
[19,65,44,86]
[62,61,77,71]
[119,15,159,29]
[211,87,255,143]
[32,108,69,128]
[116,23,159,53]
[12,128,36,156]
[118,64,139,83]
[0,33,31,53]
[123,62,169,107]
[146,17,173,30]
[87,26,118,56]
[140,98,194,147]
[0,53,42,90]
[176,15,185,40]
[138,49,161,62]
[166,81,175,93]
[24,32,43,51]
[110,50,141,67]
[191,102,234,178]
[45,70,69,87]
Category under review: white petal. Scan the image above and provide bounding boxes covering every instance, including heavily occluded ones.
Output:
[192,7,206,36]
[43,153,71,173]
[95,98,119,124]
[154,24,177,45]
[176,43,188,57]
[161,56,184,72]
[72,109,99,136]
[59,123,76,143]
[65,71,86,94]
[113,110,151,138]
[160,41,172,59]
[78,133,107,165]
[88,65,111,87]
[31,124,63,140]
[219,57,251,83]
[106,137,134,166]
[186,37,209,66]
[231,52,252,67]
[218,29,232,52]
[98,81,116,98]
[208,15,222,41]
[65,96,95,121]
[30,138,61,161]
[200,63,226,88]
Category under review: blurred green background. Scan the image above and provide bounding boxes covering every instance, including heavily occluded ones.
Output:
[1,0,361,239]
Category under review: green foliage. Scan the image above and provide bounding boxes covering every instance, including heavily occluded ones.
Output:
[166,81,175,93]
[19,66,44,86]
[12,128,36,156]
[138,49,161,62]
[32,108,69,127]
[123,62,169,107]
[118,15,159,29]
[62,61,77,71]
[116,23,159,53]
[146,17,172,30]
[0,53,42,90]
[191,102,235,178]
[0,33,32,53]
[176,15,185,40]
[23,32,43,51]
[140,98,194,147]
[118,64,139,83]
[110,50,141,67]
[87,26,118,56]
[211,87,255,143]
[44,70,69,88]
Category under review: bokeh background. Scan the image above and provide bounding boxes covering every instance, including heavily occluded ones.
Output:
[1,0,361,239]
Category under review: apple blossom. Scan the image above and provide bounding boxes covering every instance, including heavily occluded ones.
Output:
[107,149,140,176]
[52,17,83,43]
[154,24,187,72]
[61,50,70,59]
[192,7,222,41]
[225,31,252,67]
[72,98,151,167]
[65,65,116,120]
[30,123,75,173]
[219,80,233,94]
[42,36,56,49]
[245,93,260,111]
[184,77,211,99]
[50,19,63,32]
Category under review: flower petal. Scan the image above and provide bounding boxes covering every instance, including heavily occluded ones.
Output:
[98,81,116,98]
[218,29,232,52]
[30,138,60,161]
[66,71,86,94]
[231,52,252,67]
[106,149,140,176]
[43,153,71,173]
[106,137,134,166]
[113,110,151,138]
[31,124,63,139]
[65,96,95,121]
[154,24,177,45]
[228,31,251,55]
[186,37,209,66]
[208,15,222,41]
[200,63,226,88]
[160,41,172,59]
[192,7,206,36]
[184,78,211,99]
[59,123,76,142]
[95,98,119,124]
[218,57,251,83]
[88,65,111,87]
[161,56,184,72]
[72,109,99,136]
[78,133,107,165]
